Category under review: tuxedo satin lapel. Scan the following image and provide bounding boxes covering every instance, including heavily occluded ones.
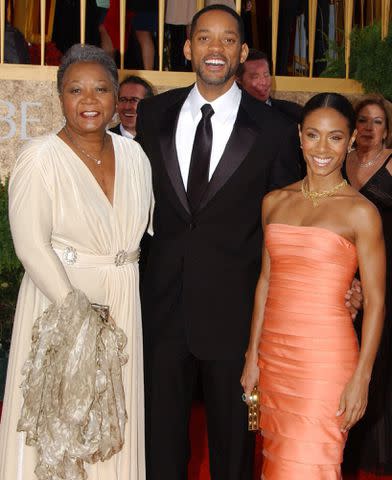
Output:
[159,98,191,215]
[199,106,259,211]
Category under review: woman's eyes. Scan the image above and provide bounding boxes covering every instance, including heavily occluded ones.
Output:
[306,132,317,139]
[68,86,109,94]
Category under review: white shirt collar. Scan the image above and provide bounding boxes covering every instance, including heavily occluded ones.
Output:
[188,82,242,124]
[120,123,135,139]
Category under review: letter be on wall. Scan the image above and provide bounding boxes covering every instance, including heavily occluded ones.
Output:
[0,101,42,141]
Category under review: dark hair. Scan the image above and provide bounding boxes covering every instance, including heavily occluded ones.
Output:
[190,4,245,44]
[237,49,270,78]
[354,95,392,147]
[119,75,155,98]
[57,43,119,95]
[301,92,356,135]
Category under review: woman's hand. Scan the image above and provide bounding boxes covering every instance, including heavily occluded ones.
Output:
[345,278,363,320]
[336,372,370,432]
[240,351,260,404]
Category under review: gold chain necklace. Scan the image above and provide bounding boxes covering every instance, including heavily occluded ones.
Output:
[64,126,106,167]
[357,148,384,168]
[301,178,348,207]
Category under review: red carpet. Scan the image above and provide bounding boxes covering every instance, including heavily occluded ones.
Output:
[188,402,392,480]
[0,400,390,479]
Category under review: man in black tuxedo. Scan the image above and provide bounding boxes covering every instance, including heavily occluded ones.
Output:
[136,5,301,479]
[237,48,302,123]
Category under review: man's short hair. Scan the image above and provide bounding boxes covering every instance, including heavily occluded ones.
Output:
[237,49,271,79]
[190,4,245,44]
[119,75,155,98]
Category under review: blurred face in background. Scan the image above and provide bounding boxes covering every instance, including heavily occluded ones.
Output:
[117,82,148,135]
[355,103,388,152]
[239,58,272,102]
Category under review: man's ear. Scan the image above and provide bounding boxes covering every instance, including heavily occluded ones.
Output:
[183,39,192,62]
[239,43,249,64]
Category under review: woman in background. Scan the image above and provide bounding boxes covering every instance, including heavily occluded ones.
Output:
[344,95,392,475]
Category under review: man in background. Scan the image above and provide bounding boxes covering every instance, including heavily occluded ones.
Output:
[237,48,302,123]
[111,75,154,138]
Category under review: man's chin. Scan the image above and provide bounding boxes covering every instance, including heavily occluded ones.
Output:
[197,68,237,87]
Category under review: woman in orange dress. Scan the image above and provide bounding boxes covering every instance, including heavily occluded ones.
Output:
[241,92,385,480]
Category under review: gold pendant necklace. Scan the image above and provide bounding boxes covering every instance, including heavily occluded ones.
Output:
[301,178,348,207]
[64,126,106,167]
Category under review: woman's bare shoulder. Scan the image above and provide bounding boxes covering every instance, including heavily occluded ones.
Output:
[264,180,302,203]
[345,186,382,231]
[262,181,302,217]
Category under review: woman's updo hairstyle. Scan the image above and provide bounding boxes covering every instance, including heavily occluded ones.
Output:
[57,43,119,96]
[300,93,356,135]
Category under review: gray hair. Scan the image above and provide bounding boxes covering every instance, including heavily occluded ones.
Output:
[57,44,119,95]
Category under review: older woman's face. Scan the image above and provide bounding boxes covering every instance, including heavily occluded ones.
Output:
[60,61,116,135]
[356,103,388,151]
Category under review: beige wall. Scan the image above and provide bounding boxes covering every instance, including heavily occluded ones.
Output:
[0,68,363,179]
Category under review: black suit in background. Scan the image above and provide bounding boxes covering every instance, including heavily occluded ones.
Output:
[270,97,302,124]
[109,123,122,136]
[137,85,301,479]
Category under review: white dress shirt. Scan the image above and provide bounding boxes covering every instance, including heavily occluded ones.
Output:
[120,123,135,139]
[176,82,242,188]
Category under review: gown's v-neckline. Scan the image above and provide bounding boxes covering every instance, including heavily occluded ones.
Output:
[55,133,117,209]
[344,152,392,193]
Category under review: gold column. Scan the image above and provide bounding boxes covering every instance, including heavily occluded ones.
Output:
[80,0,86,44]
[308,0,317,78]
[196,0,205,11]
[0,0,4,64]
[159,0,165,71]
[344,0,354,79]
[119,0,126,70]
[235,0,241,14]
[40,0,46,66]
[381,0,391,39]
[271,0,279,76]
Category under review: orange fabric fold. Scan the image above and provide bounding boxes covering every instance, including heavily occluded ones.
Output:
[258,224,359,479]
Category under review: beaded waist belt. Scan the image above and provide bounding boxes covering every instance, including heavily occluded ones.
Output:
[53,245,140,267]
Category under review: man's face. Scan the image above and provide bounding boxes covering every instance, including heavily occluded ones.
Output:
[117,82,148,135]
[239,59,272,102]
[183,10,248,94]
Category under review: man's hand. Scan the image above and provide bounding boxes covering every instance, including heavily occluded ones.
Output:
[345,278,363,320]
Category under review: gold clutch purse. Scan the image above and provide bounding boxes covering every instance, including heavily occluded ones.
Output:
[248,387,260,431]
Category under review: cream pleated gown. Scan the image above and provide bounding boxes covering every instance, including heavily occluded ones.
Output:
[0,132,152,480]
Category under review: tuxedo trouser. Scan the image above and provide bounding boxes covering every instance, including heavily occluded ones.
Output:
[145,327,255,480]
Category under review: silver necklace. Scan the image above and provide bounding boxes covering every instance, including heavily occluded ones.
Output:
[357,148,384,168]
[64,126,106,166]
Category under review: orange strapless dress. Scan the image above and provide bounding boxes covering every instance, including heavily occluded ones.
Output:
[259,223,359,480]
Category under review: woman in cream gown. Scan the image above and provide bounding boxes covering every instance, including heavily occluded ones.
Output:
[0,44,151,480]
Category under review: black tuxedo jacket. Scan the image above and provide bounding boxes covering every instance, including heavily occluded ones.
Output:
[137,86,301,360]
[270,97,303,123]
[109,124,122,136]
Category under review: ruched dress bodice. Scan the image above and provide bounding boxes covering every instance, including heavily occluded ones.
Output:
[258,223,359,480]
